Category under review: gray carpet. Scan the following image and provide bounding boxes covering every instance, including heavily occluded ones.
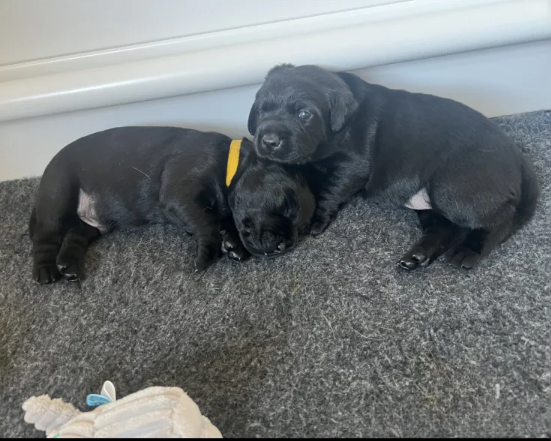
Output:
[1,111,550,438]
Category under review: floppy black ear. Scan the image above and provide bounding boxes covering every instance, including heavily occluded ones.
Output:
[247,100,259,135]
[329,88,358,133]
[283,187,299,214]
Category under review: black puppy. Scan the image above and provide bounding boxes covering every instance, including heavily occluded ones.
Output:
[228,146,316,257]
[30,127,315,284]
[247,64,539,270]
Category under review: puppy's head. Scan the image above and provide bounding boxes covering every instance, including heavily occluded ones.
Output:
[248,64,358,164]
[229,145,315,257]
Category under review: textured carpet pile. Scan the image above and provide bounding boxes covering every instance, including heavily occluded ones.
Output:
[0,111,550,437]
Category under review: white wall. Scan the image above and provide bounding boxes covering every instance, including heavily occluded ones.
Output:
[0,0,394,64]
[2,0,548,121]
[2,40,549,182]
[0,0,549,181]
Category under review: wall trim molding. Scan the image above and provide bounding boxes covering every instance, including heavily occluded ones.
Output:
[1,40,549,181]
[0,0,549,122]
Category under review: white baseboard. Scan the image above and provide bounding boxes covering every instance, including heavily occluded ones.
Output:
[1,40,549,182]
[0,0,549,122]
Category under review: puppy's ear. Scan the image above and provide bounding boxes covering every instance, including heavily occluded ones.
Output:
[329,88,358,133]
[247,101,259,135]
[283,187,299,214]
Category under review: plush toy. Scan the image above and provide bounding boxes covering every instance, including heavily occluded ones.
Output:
[22,381,222,438]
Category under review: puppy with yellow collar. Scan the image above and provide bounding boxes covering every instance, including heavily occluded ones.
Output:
[30,127,315,284]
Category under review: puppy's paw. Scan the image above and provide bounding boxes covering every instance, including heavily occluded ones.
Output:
[398,246,433,270]
[446,245,482,269]
[194,248,218,272]
[310,219,331,237]
[299,222,312,237]
[194,257,214,272]
[226,246,250,262]
[56,256,83,282]
[220,231,249,262]
[33,263,62,284]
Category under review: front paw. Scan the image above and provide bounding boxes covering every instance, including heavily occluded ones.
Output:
[310,218,331,237]
[398,246,433,270]
[33,263,62,284]
[220,231,249,262]
[194,254,216,272]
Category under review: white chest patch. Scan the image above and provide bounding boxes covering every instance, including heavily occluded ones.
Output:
[404,188,432,210]
[77,189,104,231]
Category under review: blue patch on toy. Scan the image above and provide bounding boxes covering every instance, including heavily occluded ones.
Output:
[86,394,112,407]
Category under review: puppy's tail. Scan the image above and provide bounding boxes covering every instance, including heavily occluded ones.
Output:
[514,157,539,228]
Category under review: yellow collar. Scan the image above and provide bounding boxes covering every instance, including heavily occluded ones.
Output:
[226,139,242,187]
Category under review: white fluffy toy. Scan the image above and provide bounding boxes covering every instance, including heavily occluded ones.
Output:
[22,381,222,438]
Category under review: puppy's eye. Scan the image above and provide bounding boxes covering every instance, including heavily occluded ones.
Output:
[242,219,252,229]
[298,109,311,120]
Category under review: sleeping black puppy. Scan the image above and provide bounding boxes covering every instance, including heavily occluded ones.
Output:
[228,148,316,257]
[247,64,539,270]
[30,127,315,284]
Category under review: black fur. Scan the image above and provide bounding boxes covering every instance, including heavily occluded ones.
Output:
[248,64,540,269]
[30,127,315,284]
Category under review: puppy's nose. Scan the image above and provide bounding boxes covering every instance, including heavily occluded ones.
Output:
[261,134,281,150]
[276,242,286,253]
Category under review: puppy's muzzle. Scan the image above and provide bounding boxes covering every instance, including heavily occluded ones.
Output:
[261,133,282,152]
[256,120,291,156]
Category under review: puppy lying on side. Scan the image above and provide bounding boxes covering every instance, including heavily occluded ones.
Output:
[30,127,315,284]
[247,64,539,270]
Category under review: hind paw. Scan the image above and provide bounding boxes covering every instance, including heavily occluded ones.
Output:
[33,263,62,284]
[446,246,482,269]
[56,256,83,282]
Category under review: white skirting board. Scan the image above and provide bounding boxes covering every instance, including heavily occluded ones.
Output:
[1,40,549,182]
[0,0,549,122]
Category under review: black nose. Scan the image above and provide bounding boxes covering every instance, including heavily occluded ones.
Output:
[261,134,281,150]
